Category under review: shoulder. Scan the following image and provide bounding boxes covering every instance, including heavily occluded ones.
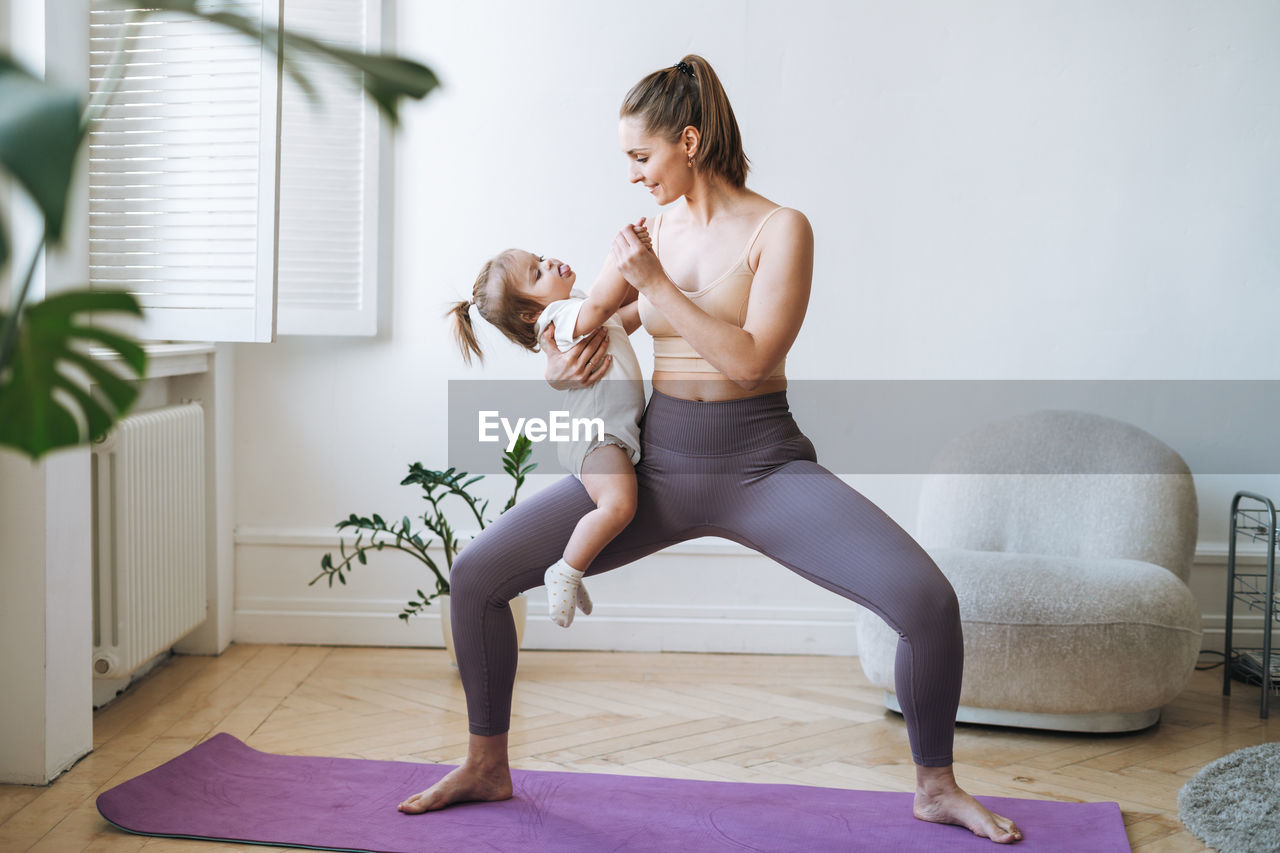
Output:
[740,191,810,243]
[765,206,811,238]
[535,296,578,328]
[742,190,809,230]
[549,288,589,309]
[752,207,813,271]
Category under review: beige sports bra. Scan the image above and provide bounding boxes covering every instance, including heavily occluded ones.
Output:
[638,206,789,376]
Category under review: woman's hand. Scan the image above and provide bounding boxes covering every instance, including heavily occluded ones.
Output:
[542,322,611,390]
[611,217,664,292]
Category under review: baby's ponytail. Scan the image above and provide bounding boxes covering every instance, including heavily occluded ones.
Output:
[447,251,548,366]
[446,297,484,366]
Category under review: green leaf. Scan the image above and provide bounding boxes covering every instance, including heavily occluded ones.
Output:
[0,58,83,253]
[128,0,438,128]
[356,550,367,565]
[129,0,318,102]
[372,513,385,526]
[283,38,440,129]
[0,288,147,460]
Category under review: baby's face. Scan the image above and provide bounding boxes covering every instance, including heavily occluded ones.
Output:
[512,250,576,308]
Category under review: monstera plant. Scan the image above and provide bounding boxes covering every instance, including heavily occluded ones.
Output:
[0,0,438,460]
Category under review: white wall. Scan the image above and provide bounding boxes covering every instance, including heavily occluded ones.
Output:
[233,1,1280,653]
[0,0,98,784]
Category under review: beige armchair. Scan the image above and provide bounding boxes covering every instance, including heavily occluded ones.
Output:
[853,409,1202,732]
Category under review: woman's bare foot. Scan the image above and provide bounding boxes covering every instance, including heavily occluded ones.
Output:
[397,732,513,814]
[914,764,1023,844]
[397,762,513,813]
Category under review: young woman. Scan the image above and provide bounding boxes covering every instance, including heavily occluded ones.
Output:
[401,54,1022,845]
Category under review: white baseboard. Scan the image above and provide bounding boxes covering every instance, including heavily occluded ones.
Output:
[235,525,1271,655]
[234,598,859,655]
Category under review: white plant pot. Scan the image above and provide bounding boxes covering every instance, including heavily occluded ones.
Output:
[438,592,527,669]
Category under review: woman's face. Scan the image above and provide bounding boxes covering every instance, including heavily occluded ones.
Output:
[620,115,692,206]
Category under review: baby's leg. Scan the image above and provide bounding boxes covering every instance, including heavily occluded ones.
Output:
[545,444,637,627]
[567,444,639,568]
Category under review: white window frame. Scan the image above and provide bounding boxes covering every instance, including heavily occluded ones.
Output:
[84,0,383,343]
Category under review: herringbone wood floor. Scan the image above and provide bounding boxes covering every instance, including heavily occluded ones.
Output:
[1,643,1274,851]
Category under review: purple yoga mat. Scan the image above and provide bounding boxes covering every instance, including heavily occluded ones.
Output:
[96,732,1129,852]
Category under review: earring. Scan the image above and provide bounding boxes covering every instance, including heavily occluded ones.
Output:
[687,157,693,167]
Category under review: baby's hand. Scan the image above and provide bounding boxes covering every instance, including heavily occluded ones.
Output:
[632,216,652,253]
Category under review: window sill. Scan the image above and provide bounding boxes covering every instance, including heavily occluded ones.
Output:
[88,342,215,379]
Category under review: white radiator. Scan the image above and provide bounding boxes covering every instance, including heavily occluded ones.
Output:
[91,403,207,679]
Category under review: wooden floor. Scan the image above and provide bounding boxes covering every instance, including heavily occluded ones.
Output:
[1,643,1275,851]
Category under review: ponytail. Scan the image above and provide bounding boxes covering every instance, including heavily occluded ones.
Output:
[446,250,548,367]
[446,298,484,366]
[620,53,749,188]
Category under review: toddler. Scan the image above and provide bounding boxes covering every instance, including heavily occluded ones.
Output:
[447,221,650,627]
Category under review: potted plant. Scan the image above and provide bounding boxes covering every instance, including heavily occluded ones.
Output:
[310,434,537,665]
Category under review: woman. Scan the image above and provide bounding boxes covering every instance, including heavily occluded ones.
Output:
[400,54,1022,845]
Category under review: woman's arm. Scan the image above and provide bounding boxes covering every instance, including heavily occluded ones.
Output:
[612,210,814,390]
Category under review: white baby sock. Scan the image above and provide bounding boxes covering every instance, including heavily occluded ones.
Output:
[544,557,593,628]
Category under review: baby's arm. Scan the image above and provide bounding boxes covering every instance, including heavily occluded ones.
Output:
[571,219,650,338]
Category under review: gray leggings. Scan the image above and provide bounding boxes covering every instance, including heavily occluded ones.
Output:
[449,388,963,767]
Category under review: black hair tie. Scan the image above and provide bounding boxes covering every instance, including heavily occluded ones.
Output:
[673,60,695,79]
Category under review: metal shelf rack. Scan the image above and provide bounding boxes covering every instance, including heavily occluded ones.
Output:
[1222,490,1280,718]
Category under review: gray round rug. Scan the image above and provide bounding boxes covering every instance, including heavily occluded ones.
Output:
[1177,741,1280,852]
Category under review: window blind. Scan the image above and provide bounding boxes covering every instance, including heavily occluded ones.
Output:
[86,0,382,341]
[276,0,380,336]
[87,1,280,343]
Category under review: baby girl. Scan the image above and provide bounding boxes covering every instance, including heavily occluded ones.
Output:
[447,221,650,627]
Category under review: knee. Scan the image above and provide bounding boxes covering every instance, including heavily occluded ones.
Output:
[914,573,961,630]
[447,548,492,607]
[594,485,637,530]
[447,550,477,599]
[448,541,537,610]
[603,495,637,528]
[892,564,961,637]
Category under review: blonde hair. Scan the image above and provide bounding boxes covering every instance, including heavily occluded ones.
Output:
[446,249,548,366]
[620,53,749,188]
